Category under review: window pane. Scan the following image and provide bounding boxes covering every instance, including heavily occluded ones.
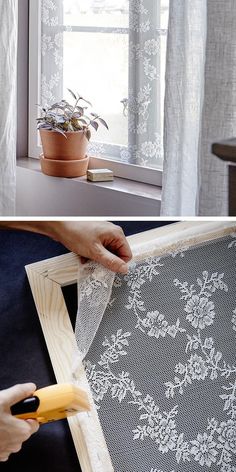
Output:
[63,31,128,147]
[40,0,169,167]
[64,0,129,28]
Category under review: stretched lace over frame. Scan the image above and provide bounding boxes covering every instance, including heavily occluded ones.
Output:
[72,223,236,472]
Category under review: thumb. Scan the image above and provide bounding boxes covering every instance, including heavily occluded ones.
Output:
[94,245,129,274]
[3,383,37,408]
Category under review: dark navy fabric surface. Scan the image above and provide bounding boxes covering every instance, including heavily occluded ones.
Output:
[0,221,172,471]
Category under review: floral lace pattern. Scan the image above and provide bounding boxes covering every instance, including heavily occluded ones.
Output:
[75,262,115,358]
[41,0,63,106]
[41,0,166,167]
[128,0,164,166]
[82,235,236,472]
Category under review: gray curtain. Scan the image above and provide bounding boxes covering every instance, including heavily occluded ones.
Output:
[199,0,236,215]
[161,0,236,216]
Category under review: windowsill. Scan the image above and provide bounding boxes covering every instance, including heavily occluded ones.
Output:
[16,158,162,217]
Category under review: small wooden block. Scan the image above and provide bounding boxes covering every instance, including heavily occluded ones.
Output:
[87,169,114,182]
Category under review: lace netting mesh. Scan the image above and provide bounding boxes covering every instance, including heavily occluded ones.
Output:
[75,262,115,359]
[74,230,236,472]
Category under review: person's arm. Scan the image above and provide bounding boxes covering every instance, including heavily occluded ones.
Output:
[0,221,132,273]
[0,384,39,462]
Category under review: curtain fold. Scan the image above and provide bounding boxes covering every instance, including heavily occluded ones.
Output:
[199,0,236,216]
[161,0,236,216]
[161,0,207,216]
[0,0,18,215]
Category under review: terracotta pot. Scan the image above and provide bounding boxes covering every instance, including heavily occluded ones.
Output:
[40,154,89,178]
[40,129,88,160]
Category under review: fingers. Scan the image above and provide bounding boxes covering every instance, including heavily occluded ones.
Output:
[110,227,132,263]
[2,383,36,408]
[0,455,9,462]
[79,225,133,273]
[48,221,133,273]
[0,385,40,463]
[110,236,132,264]
[102,226,132,272]
[25,419,40,435]
[80,256,88,264]
[93,244,129,273]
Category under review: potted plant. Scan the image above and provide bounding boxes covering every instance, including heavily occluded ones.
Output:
[37,89,108,177]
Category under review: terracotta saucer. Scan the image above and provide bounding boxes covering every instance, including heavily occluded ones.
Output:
[40,154,89,178]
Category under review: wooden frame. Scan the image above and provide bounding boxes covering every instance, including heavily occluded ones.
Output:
[25,221,236,471]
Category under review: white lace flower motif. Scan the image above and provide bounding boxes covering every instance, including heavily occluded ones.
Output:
[141,141,158,158]
[53,49,63,69]
[144,38,160,56]
[154,418,178,453]
[190,432,218,467]
[83,360,109,403]
[54,32,63,49]
[41,34,53,57]
[119,147,131,162]
[188,354,208,380]
[143,58,158,81]
[124,270,145,290]
[184,295,215,329]
[218,419,236,454]
[143,311,168,339]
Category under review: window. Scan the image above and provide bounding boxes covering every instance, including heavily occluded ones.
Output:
[29,0,169,185]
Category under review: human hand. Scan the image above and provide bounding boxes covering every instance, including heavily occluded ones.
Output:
[50,221,132,273]
[0,221,133,273]
[0,383,40,462]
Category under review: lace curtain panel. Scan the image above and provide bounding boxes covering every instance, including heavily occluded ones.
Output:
[161,0,236,216]
[0,0,17,215]
[74,228,236,472]
[41,0,163,167]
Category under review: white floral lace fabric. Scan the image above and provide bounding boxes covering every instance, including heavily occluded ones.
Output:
[41,0,63,106]
[40,0,164,167]
[78,235,236,472]
[76,262,115,359]
[127,0,163,167]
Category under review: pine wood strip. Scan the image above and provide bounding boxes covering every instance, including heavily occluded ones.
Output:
[25,266,113,472]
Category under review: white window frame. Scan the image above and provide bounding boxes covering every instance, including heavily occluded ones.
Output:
[28,0,163,187]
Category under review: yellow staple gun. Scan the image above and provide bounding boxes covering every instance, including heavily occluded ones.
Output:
[11,383,90,424]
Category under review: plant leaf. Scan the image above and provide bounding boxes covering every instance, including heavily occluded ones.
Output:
[67,88,77,100]
[98,117,109,130]
[78,118,89,125]
[90,120,99,131]
[75,106,85,115]
[80,97,92,107]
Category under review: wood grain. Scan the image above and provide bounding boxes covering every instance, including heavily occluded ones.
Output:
[25,266,113,472]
